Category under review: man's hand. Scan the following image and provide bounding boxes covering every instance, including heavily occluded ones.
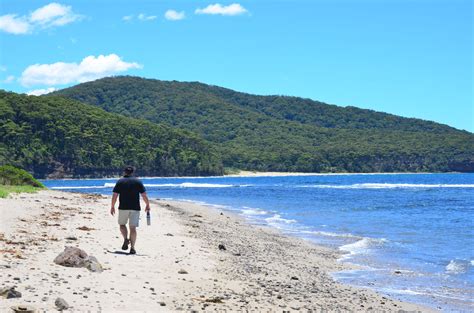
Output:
[111,192,118,216]
[145,204,150,213]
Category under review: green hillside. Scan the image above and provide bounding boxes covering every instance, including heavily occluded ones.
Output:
[53,76,474,173]
[0,90,223,178]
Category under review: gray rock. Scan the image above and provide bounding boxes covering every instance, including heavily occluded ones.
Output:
[55,297,70,311]
[0,287,22,299]
[178,269,188,274]
[54,247,88,268]
[218,244,226,251]
[84,256,103,273]
[54,247,102,272]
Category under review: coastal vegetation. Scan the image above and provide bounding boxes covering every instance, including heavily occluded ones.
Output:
[53,76,474,173]
[0,90,223,178]
[0,165,44,198]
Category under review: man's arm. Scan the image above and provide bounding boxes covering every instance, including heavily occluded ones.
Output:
[111,192,119,216]
[141,192,150,212]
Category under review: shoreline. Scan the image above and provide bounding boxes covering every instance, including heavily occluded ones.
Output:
[41,171,455,181]
[0,190,432,311]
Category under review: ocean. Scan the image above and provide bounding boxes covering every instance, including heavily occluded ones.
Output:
[43,173,474,311]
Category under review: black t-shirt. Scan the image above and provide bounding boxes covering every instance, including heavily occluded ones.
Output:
[113,176,146,211]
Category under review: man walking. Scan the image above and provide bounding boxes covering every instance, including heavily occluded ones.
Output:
[110,166,150,254]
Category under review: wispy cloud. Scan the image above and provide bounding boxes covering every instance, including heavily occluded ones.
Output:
[20,54,142,87]
[195,3,248,16]
[27,87,57,96]
[138,13,157,21]
[2,75,15,84]
[0,3,82,35]
[123,13,157,22]
[165,10,185,21]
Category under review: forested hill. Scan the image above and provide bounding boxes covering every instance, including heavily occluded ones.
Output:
[53,76,474,173]
[0,90,223,178]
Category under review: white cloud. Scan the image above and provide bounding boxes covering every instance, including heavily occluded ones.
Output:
[122,13,157,22]
[165,10,185,21]
[30,3,82,27]
[27,87,57,96]
[2,75,15,83]
[0,14,31,34]
[195,3,248,16]
[138,13,157,21]
[0,3,82,35]
[0,66,7,72]
[20,54,143,87]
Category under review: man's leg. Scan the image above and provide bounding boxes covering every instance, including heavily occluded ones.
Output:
[129,226,137,249]
[120,225,128,241]
[118,210,130,250]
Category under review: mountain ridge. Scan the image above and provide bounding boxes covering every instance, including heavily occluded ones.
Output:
[50,76,474,173]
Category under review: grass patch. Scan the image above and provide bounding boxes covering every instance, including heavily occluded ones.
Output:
[0,185,43,198]
[0,165,44,187]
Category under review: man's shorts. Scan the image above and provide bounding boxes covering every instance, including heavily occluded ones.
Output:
[118,210,140,227]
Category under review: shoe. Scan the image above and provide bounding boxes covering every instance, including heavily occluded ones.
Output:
[121,239,129,250]
[129,248,136,255]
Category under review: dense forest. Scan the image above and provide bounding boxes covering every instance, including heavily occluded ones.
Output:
[0,90,223,178]
[52,76,474,173]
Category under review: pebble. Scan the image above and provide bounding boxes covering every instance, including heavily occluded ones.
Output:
[55,297,70,311]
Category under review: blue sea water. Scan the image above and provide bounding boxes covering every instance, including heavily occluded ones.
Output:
[43,173,474,311]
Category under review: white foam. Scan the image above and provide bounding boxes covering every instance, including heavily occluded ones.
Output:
[265,214,297,225]
[302,230,360,239]
[241,207,268,215]
[446,260,470,274]
[299,183,474,189]
[56,182,249,189]
[339,237,387,256]
[50,186,108,189]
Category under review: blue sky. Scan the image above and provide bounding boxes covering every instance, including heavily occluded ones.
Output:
[0,0,472,132]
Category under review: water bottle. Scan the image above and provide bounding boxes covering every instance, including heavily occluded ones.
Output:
[146,211,151,226]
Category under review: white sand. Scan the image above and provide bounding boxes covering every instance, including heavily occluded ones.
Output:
[0,190,431,312]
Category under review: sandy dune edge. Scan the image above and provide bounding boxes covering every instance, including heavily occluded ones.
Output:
[0,190,430,312]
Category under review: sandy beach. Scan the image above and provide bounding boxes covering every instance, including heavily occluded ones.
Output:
[0,190,431,312]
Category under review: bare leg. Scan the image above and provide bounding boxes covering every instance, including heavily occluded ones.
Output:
[129,226,137,249]
[120,225,128,241]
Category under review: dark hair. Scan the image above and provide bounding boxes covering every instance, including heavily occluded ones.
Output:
[124,166,135,175]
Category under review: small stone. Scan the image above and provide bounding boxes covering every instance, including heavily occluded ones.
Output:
[55,297,70,311]
[290,276,299,280]
[178,269,188,274]
[0,287,22,299]
[159,301,166,306]
[218,244,226,251]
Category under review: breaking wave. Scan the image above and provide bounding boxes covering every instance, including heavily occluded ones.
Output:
[52,182,251,189]
[299,183,474,189]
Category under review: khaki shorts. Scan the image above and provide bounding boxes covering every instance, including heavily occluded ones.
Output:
[118,210,140,227]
